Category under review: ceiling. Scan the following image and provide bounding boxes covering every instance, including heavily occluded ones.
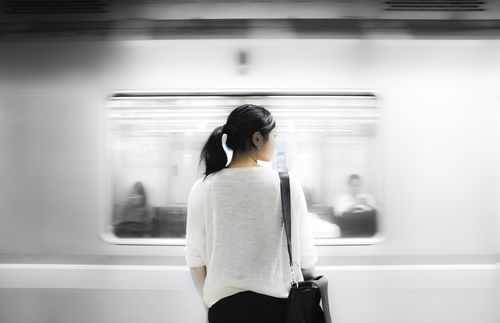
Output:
[1,0,499,39]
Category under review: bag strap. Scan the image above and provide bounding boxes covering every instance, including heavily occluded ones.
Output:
[279,172,333,323]
[279,171,293,268]
[279,171,299,286]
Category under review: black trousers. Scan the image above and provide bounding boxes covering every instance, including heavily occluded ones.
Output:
[208,291,287,323]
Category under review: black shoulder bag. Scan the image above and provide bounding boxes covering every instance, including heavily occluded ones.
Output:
[279,171,333,323]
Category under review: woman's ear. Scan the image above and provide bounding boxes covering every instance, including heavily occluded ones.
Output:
[252,131,263,148]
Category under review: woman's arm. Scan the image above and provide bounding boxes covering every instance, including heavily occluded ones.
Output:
[189,266,208,313]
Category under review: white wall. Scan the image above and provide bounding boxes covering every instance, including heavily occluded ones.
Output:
[1,38,498,257]
[0,37,499,323]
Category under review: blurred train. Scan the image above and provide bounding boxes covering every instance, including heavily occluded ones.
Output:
[1,1,500,323]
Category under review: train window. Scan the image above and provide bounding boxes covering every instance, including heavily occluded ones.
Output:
[103,92,382,245]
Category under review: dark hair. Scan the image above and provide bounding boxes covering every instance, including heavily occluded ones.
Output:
[199,104,276,180]
[348,174,361,184]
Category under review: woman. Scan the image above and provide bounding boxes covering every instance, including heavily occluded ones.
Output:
[185,104,318,323]
[113,182,150,237]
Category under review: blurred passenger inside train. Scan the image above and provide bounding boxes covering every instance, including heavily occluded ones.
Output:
[113,181,151,238]
[333,174,378,237]
[186,104,318,323]
[334,174,378,216]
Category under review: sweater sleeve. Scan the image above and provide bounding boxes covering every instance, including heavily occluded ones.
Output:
[185,178,206,267]
[289,174,318,269]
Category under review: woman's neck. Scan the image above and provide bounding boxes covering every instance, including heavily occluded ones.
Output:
[227,152,259,168]
[227,161,259,168]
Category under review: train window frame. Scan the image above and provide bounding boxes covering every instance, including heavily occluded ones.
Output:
[99,90,386,246]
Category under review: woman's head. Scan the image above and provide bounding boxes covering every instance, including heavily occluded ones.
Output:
[199,104,277,180]
[127,181,147,206]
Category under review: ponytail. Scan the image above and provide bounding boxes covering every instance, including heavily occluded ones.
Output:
[199,104,275,181]
[199,125,227,180]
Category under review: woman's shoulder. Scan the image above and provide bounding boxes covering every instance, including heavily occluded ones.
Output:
[284,172,308,203]
[194,169,299,188]
[188,177,206,199]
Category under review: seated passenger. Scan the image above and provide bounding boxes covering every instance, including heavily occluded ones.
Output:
[334,174,377,216]
[114,181,151,237]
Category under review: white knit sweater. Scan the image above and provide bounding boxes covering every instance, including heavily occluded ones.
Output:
[185,166,318,307]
